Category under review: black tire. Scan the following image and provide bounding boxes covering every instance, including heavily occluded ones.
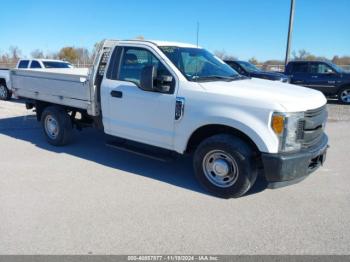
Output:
[193,134,258,198]
[337,86,350,104]
[41,106,73,146]
[0,83,12,100]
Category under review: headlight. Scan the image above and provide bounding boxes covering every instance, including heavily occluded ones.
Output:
[271,112,304,152]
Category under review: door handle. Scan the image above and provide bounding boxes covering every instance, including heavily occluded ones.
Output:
[311,75,318,78]
[111,90,123,98]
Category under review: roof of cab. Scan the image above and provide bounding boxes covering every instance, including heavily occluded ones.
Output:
[37,59,70,62]
[19,58,71,63]
[118,39,200,49]
[151,40,199,48]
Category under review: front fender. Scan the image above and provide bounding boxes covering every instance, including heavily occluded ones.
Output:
[174,105,279,154]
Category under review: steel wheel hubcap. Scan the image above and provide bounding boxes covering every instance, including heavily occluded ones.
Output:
[341,89,350,103]
[202,150,239,188]
[45,115,59,139]
[0,85,7,98]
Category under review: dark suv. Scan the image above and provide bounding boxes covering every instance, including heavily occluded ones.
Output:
[285,61,350,104]
[225,60,289,82]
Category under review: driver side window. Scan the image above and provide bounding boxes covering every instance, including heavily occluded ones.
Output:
[118,47,173,90]
[310,63,335,74]
[318,64,335,74]
[30,60,41,68]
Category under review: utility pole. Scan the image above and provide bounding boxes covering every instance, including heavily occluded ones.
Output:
[285,0,295,66]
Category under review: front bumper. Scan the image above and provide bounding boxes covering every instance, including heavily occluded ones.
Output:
[262,134,328,189]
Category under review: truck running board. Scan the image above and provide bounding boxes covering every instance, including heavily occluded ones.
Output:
[106,139,176,162]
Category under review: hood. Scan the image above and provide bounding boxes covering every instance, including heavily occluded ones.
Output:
[199,78,327,112]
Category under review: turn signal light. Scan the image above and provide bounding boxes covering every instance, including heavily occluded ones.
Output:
[272,114,285,135]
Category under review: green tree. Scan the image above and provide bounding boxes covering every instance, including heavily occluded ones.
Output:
[58,47,79,63]
[248,57,258,65]
[214,50,237,61]
[292,49,310,60]
[292,49,328,61]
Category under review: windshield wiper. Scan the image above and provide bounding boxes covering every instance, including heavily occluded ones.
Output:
[191,75,240,82]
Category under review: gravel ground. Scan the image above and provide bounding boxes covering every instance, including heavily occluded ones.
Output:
[327,100,350,121]
[0,99,349,255]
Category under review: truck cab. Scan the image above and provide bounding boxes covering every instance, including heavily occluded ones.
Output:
[285,60,350,104]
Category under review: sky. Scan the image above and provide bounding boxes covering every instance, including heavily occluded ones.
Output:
[0,0,349,61]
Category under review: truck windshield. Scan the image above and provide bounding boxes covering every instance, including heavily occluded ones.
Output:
[237,61,261,73]
[330,63,346,73]
[43,61,73,68]
[159,46,239,81]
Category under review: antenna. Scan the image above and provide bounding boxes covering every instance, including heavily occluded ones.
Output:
[196,22,200,47]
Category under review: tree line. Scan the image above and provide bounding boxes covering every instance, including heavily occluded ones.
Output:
[214,49,350,68]
[0,43,101,67]
[1,44,349,68]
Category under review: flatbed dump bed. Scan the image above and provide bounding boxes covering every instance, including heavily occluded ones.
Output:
[11,68,90,110]
[10,40,116,116]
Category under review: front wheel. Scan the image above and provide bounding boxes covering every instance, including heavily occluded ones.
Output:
[0,84,12,100]
[193,134,258,198]
[338,87,350,104]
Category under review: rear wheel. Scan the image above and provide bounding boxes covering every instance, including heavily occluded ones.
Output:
[338,87,350,104]
[193,134,258,198]
[41,106,73,146]
[0,84,11,100]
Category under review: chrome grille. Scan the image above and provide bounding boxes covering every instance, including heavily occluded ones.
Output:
[296,119,305,140]
[304,105,327,118]
[301,105,327,148]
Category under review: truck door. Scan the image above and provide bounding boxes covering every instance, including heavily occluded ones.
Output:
[289,62,310,87]
[308,62,339,95]
[101,46,177,150]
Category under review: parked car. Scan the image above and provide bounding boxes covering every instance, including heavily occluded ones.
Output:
[225,60,289,82]
[17,59,73,69]
[9,40,328,198]
[0,68,11,100]
[285,61,350,104]
[0,59,73,100]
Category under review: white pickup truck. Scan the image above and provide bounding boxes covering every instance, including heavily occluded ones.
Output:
[0,59,74,100]
[9,40,329,198]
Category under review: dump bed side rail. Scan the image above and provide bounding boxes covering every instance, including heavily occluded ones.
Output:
[88,39,119,116]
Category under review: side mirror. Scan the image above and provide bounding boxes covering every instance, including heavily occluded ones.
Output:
[140,65,157,91]
[325,69,335,74]
[155,75,173,93]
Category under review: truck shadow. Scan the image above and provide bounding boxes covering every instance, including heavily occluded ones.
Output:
[5,97,26,104]
[0,115,267,198]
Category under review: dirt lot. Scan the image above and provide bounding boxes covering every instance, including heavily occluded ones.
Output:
[0,99,349,254]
